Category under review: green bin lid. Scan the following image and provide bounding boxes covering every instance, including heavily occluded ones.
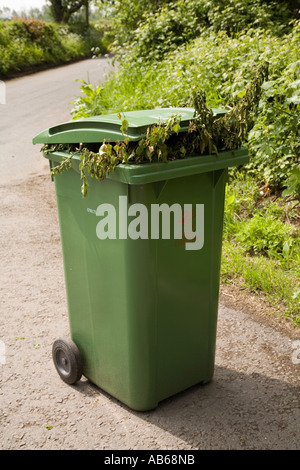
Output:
[32,107,227,145]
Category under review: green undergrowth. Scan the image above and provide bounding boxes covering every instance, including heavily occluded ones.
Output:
[0,19,112,79]
[72,23,300,194]
[222,173,300,324]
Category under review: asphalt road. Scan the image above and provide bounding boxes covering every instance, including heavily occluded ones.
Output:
[0,57,115,185]
[0,58,299,451]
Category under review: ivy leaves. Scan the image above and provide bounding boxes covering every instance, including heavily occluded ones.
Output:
[247,57,300,191]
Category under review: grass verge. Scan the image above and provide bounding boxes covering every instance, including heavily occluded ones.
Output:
[222,174,300,325]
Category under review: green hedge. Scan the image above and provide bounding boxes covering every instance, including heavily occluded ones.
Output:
[72,21,300,192]
[0,18,111,78]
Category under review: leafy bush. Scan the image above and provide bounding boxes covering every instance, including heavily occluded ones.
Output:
[99,1,299,194]
[205,0,292,34]
[236,212,299,259]
[282,168,300,198]
[112,0,296,57]
[0,19,111,78]
[247,39,300,189]
[72,21,300,193]
[118,0,207,63]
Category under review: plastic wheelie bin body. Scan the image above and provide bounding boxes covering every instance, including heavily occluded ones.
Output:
[33,108,248,411]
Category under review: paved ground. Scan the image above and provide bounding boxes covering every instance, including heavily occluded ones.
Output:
[0,58,299,451]
[0,57,115,185]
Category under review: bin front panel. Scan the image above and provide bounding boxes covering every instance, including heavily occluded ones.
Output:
[52,160,227,410]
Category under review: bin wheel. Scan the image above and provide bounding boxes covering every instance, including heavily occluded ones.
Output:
[52,338,83,385]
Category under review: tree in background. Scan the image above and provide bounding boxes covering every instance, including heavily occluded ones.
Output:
[47,0,90,24]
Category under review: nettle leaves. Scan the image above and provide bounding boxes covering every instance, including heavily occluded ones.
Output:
[46,62,268,197]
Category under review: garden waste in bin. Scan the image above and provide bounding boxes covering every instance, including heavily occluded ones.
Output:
[33,107,248,411]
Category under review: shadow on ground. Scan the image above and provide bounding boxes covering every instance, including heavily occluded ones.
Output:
[75,365,299,450]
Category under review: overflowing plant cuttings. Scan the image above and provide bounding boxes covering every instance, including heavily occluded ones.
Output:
[43,62,269,197]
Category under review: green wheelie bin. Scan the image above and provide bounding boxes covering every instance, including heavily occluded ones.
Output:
[33,108,248,411]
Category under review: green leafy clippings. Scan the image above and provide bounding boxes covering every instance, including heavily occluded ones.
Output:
[47,62,268,197]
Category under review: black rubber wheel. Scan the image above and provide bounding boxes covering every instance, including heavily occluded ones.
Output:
[52,338,83,384]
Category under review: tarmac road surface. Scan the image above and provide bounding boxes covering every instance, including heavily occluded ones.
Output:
[0,57,115,186]
[0,58,299,451]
